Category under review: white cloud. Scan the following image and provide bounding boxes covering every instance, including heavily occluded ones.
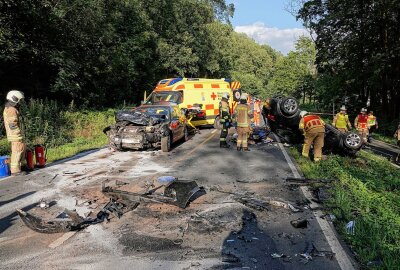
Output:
[234,22,310,54]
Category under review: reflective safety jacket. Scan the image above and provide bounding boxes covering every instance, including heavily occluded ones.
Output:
[234,103,251,128]
[3,103,24,142]
[299,115,325,133]
[355,114,369,129]
[333,113,350,129]
[368,115,377,126]
[219,99,231,123]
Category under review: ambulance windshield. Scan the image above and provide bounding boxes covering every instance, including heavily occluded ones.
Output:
[146,91,183,105]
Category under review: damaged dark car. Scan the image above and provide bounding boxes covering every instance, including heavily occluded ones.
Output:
[104,105,189,152]
[264,95,363,156]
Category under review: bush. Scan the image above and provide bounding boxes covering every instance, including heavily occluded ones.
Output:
[0,99,115,159]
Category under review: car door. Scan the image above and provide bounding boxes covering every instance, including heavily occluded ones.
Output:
[170,106,184,142]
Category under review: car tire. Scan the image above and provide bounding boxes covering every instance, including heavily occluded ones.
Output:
[280,97,299,116]
[161,134,172,152]
[343,132,362,150]
[214,116,221,130]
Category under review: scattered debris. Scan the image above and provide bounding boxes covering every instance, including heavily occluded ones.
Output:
[49,174,58,183]
[321,214,336,222]
[16,209,91,234]
[62,171,76,175]
[367,260,383,267]
[38,199,49,209]
[233,196,269,211]
[345,220,356,235]
[290,219,308,229]
[288,203,302,213]
[271,253,284,259]
[102,180,205,209]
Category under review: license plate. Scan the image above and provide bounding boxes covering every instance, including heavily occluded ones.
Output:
[122,137,142,144]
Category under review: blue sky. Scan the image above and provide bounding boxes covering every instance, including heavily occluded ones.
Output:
[227,0,309,54]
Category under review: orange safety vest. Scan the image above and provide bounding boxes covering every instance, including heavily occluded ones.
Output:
[356,114,368,129]
[303,115,324,132]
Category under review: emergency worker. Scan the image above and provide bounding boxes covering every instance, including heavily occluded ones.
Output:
[299,111,325,162]
[367,111,378,142]
[253,98,261,126]
[354,108,369,144]
[332,106,352,133]
[261,98,271,127]
[3,90,26,175]
[219,92,231,148]
[234,93,251,151]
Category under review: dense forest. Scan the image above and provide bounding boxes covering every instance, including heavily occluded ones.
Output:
[1,0,399,125]
[0,0,317,106]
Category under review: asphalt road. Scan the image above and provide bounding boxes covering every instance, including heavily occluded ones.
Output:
[0,129,357,270]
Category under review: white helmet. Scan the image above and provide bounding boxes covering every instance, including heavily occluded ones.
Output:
[340,105,347,111]
[240,93,248,100]
[300,111,308,118]
[361,108,367,113]
[222,92,230,99]
[6,90,25,104]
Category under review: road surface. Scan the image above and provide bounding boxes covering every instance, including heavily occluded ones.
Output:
[0,129,357,270]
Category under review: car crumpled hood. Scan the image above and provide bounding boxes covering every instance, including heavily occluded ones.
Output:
[115,110,164,126]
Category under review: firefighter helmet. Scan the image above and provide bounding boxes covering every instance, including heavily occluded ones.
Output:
[6,90,25,104]
[300,111,308,118]
[240,93,248,101]
[340,106,347,111]
[222,93,230,100]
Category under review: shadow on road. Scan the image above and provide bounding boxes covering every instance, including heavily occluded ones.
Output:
[210,209,284,270]
[0,191,36,208]
[0,202,38,234]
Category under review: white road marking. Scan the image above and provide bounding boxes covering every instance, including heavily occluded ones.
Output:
[211,129,217,134]
[48,231,76,249]
[277,143,356,270]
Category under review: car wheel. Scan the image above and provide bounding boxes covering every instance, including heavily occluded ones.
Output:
[280,97,299,116]
[214,116,221,129]
[343,132,362,149]
[161,134,172,152]
[183,126,189,142]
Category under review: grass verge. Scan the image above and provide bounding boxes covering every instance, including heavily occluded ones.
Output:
[290,148,400,269]
[373,133,398,146]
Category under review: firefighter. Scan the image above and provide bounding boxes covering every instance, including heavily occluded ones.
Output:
[332,106,352,133]
[367,110,378,142]
[394,122,400,146]
[234,93,251,151]
[261,98,271,128]
[3,90,26,175]
[253,98,261,126]
[219,92,231,148]
[299,111,325,162]
[354,108,369,144]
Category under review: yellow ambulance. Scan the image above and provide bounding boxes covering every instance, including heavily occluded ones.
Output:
[145,78,241,127]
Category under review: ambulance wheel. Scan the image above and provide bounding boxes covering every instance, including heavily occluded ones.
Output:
[161,134,172,152]
[214,116,222,129]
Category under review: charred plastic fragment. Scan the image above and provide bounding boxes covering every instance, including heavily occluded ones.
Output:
[16,209,90,234]
[102,180,205,209]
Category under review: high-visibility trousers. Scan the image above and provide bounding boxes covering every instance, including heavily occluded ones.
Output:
[302,131,324,161]
[237,127,250,148]
[357,128,369,143]
[220,122,229,145]
[10,141,26,173]
[337,128,348,133]
[253,112,260,127]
